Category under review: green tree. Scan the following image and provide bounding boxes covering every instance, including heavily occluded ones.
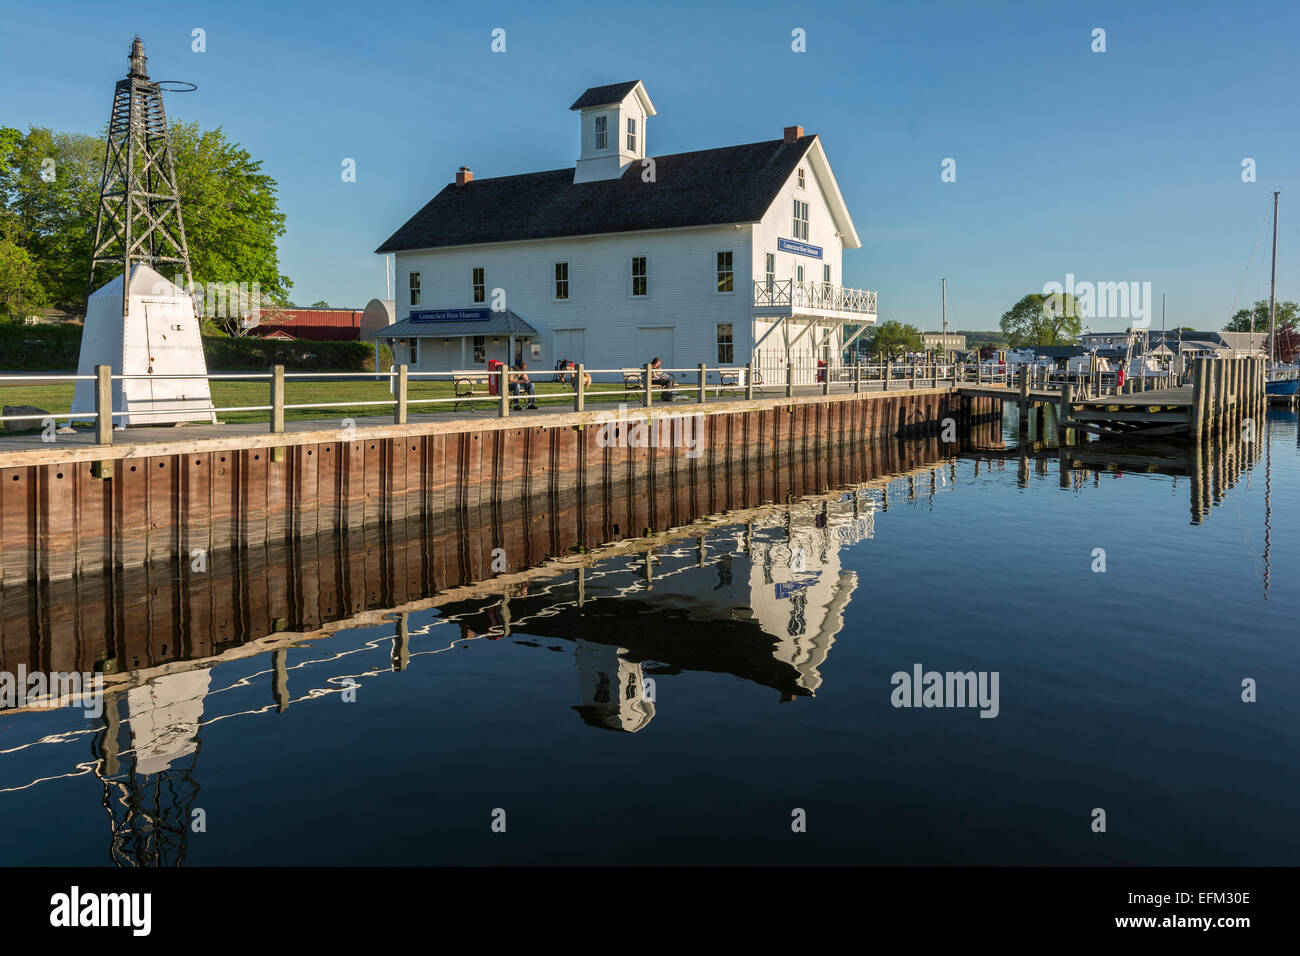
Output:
[868,320,922,360]
[0,127,103,307]
[169,122,291,330]
[1225,299,1299,333]
[999,293,1083,348]
[309,300,329,308]
[0,122,291,317]
[0,236,48,320]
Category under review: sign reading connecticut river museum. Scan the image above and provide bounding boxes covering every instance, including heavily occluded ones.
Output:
[410,309,492,322]
[778,237,823,259]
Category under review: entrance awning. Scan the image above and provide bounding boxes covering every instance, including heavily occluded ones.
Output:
[366,308,538,340]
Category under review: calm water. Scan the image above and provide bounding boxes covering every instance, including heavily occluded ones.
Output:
[2,412,1298,866]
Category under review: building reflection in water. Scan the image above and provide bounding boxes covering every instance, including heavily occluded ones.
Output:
[1,413,1273,862]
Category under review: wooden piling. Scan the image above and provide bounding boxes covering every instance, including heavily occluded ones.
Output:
[1018,366,1029,433]
[271,365,285,434]
[94,364,113,446]
[1059,382,1074,445]
[394,364,408,425]
[1190,358,1206,438]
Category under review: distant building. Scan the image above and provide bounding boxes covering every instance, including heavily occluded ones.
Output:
[1078,331,1129,350]
[921,332,966,353]
[1149,330,1267,357]
[1081,329,1267,359]
[250,307,365,341]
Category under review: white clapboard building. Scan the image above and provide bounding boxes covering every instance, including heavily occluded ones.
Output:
[371,81,876,382]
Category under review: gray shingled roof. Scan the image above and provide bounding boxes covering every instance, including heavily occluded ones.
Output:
[569,81,640,110]
[375,136,817,254]
[366,309,538,339]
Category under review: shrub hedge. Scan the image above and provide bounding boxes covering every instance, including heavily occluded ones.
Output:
[0,322,391,372]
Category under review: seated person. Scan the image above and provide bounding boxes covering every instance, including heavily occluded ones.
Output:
[565,361,592,391]
[510,361,537,410]
[649,357,674,401]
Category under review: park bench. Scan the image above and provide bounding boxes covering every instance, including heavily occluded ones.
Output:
[713,367,743,397]
[452,369,491,410]
[622,368,645,397]
[621,367,678,400]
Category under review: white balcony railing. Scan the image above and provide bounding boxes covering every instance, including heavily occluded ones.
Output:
[754,279,877,315]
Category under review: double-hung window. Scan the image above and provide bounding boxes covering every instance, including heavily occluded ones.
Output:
[555,262,569,300]
[472,267,485,303]
[409,272,421,306]
[717,324,734,364]
[595,115,608,150]
[793,199,810,240]
[716,251,734,293]
[631,256,647,296]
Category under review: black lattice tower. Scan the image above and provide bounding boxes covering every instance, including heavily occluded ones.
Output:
[87,36,194,316]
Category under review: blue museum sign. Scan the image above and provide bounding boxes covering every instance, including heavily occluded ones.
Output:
[778,237,823,259]
[410,308,491,322]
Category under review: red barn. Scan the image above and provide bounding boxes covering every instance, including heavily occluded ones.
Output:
[250,308,364,341]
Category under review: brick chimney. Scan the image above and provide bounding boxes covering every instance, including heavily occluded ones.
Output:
[783,125,804,144]
[455,165,473,186]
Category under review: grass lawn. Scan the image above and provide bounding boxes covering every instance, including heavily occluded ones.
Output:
[0,375,639,431]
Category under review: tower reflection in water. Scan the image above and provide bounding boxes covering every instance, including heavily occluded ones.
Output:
[95,671,208,866]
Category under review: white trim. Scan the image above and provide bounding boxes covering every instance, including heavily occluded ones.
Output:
[799,137,862,249]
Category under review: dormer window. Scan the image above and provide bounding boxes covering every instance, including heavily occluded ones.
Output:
[626,117,637,152]
[594,115,608,151]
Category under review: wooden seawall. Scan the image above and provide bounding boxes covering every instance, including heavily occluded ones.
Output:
[1,416,1004,681]
[0,387,1002,586]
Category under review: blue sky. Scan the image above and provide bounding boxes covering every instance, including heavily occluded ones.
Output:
[2,0,1298,331]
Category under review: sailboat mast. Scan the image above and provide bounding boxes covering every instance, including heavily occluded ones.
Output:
[1269,190,1279,368]
[941,277,947,361]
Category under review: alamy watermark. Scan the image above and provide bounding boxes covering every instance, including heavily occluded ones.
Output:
[141,274,263,324]
[0,667,104,718]
[1042,273,1153,327]
[890,663,1000,718]
[594,403,704,459]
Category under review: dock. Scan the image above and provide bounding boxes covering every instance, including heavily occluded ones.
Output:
[958,356,1266,442]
